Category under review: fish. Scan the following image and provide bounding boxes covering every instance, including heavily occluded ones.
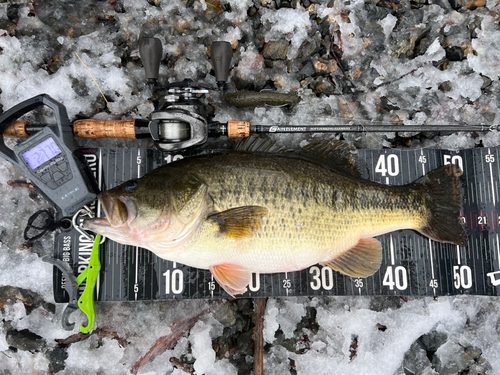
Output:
[83,142,466,296]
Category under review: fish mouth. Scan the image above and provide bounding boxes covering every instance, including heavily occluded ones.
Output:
[85,192,138,229]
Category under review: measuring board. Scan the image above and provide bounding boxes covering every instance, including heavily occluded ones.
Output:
[53,147,500,301]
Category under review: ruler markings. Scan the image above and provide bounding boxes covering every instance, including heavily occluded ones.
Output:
[420,149,425,176]
[134,247,139,301]
[134,150,141,301]
[147,252,151,299]
[428,239,435,280]
[481,237,487,293]
[475,236,491,293]
[464,151,473,214]
[469,183,475,216]
[488,149,495,205]
[496,234,500,273]
[110,243,115,299]
[211,272,215,298]
[472,152,480,204]
[158,260,163,298]
[95,149,103,298]
[438,244,444,294]
[102,150,109,298]
[112,151,119,299]
[473,237,479,294]
[57,147,500,301]
[447,243,454,294]
[480,149,488,203]
[413,236,420,295]
[390,235,395,266]
[496,148,500,211]
[118,243,122,299]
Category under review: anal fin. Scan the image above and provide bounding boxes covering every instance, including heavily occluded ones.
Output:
[210,264,251,297]
[321,238,383,278]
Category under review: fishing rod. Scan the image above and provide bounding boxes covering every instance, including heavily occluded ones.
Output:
[5,118,497,142]
[206,122,498,137]
[2,36,498,152]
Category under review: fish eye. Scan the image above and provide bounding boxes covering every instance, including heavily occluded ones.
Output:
[124,180,138,193]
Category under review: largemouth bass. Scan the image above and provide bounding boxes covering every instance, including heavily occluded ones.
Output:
[84,146,466,296]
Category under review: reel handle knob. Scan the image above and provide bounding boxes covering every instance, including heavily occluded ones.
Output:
[211,41,232,88]
[139,37,162,84]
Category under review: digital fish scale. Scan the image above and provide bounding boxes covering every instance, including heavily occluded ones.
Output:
[53,147,500,301]
[0,95,99,217]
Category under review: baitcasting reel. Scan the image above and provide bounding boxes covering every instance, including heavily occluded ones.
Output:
[139,37,232,151]
[4,38,497,149]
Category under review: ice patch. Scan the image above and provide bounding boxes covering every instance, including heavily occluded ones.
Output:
[263,298,306,343]
[336,16,365,57]
[66,336,126,374]
[468,27,500,81]
[3,301,27,325]
[264,299,280,344]
[292,297,466,375]
[425,38,445,60]
[0,251,53,299]
[438,133,477,150]
[223,0,253,23]
[189,314,234,375]
[378,14,397,40]
[260,8,311,59]
[236,48,264,80]
[223,26,242,44]
[276,299,306,340]
[404,111,427,125]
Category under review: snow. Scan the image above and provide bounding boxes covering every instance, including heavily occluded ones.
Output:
[264,298,306,341]
[260,8,312,59]
[190,317,227,374]
[65,336,127,374]
[1,0,500,373]
[378,14,398,41]
[468,17,500,81]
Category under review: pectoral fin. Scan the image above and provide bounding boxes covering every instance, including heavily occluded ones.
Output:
[210,264,251,297]
[208,206,268,239]
[321,238,383,278]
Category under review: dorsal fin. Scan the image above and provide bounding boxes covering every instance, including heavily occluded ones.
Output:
[235,135,286,153]
[299,139,360,178]
[235,135,360,177]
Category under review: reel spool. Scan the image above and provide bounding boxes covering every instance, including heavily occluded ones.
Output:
[139,37,232,151]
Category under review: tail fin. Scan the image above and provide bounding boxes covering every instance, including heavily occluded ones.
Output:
[416,164,467,246]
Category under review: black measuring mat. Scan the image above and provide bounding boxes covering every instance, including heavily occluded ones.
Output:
[53,147,500,301]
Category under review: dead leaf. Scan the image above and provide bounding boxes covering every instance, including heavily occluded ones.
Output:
[206,0,223,13]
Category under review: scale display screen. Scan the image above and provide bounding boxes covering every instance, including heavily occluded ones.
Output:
[22,137,62,169]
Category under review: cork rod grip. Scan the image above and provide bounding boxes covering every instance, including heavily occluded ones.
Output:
[227,121,250,138]
[73,119,137,139]
[3,121,29,138]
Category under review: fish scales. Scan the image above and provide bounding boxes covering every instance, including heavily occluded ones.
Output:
[84,151,465,296]
[157,154,426,269]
